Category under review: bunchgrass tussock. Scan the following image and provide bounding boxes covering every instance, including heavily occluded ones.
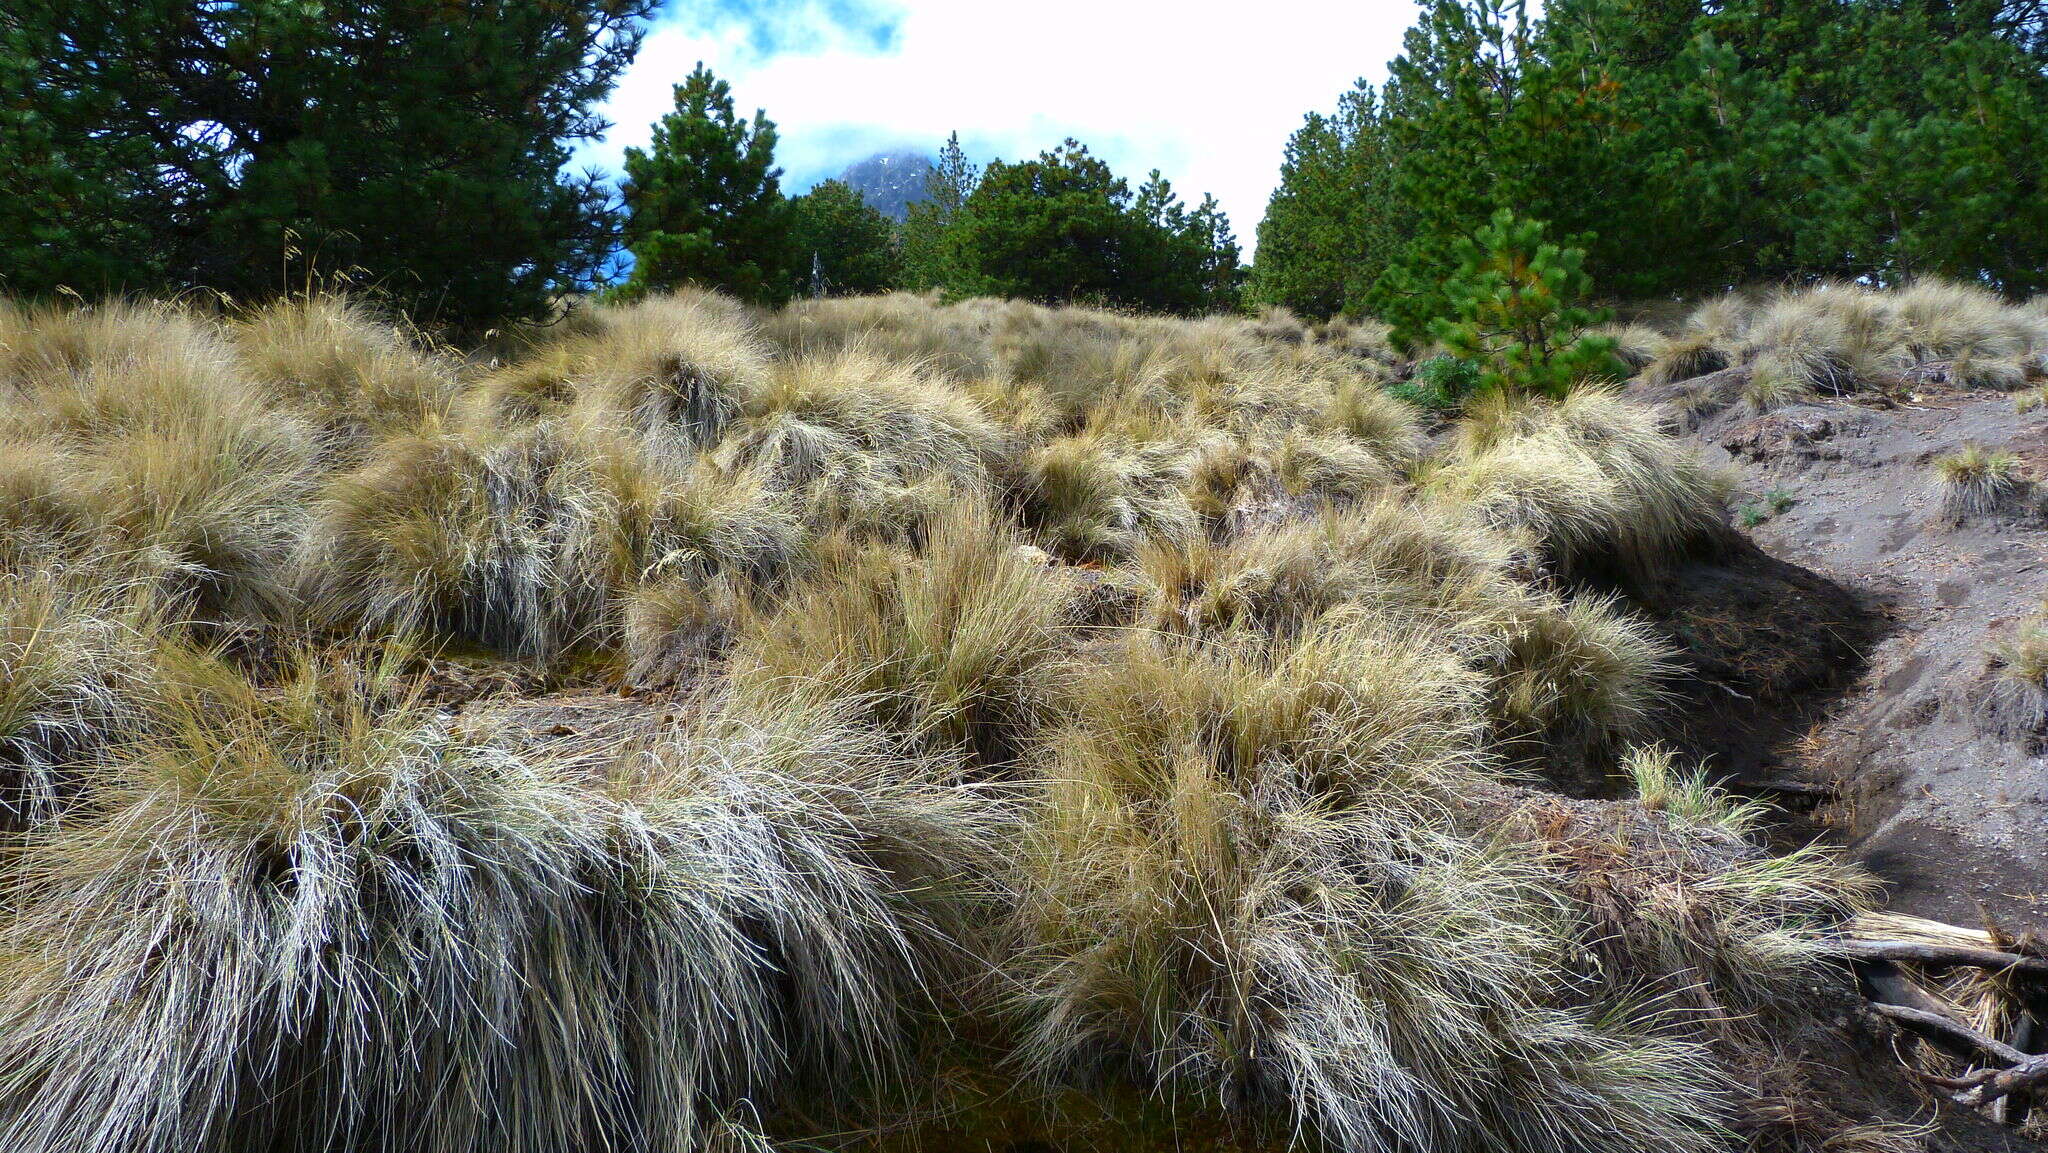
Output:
[305,422,804,658]
[1011,432,1195,561]
[712,347,1007,534]
[1624,745,1768,835]
[756,292,997,381]
[1931,441,2025,524]
[1596,323,1667,374]
[0,648,1006,1153]
[1644,335,1730,388]
[231,294,459,451]
[729,503,1068,771]
[1495,591,1674,765]
[1979,605,2048,742]
[1014,628,1729,1153]
[0,568,160,827]
[567,290,772,461]
[1435,389,1728,579]
[0,300,323,621]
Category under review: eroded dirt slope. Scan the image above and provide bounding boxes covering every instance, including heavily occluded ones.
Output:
[1645,380,2048,930]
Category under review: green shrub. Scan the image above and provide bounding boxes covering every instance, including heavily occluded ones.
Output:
[1391,354,1482,412]
[1430,210,1624,400]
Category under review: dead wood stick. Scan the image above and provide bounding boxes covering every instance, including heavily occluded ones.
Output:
[1861,959,1960,1016]
[1827,939,2048,977]
[1858,960,2016,1066]
[1956,1052,2048,1109]
[1869,1002,2031,1067]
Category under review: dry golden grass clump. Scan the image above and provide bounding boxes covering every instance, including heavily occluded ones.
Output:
[1978,604,2048,743]
[461,342,584,431]
[1014,629,1727,1153]
[1313,312,1400,365]
[1140,499,1526,653]
[1434,390,1729,578]
[1644,279,2048,404]
[1640,292,1752,388]
[0,288,1892,1152]
[713,348,1009,534]
[1930,441,2028,525]
[1738,285,1879,406]
[230,294,460,451]
[1514,762,1876,1017]
[1011,430,1197,561]
[1138,499,1670,765]
[1597,322,1667,373]
[0,646,1004,1153]
[565,290,773,460]
[728,505,1069,770]
[0,569,160,827]
[0,300,322,621]
[305,422,803,657]
[756,291,998,380]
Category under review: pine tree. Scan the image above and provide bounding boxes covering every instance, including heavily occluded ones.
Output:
[1432,210,1620,400]
[787,180,899,297]
[1,0,654,325]
[1249,82,1402,317]
[1128,171,1242,313]
[897,132,979,291]
[949,139,1134,305]
[943,140,1235,313]
[1186,193,1245,312]
[618,63,791,305]
[1259,0,2048,324]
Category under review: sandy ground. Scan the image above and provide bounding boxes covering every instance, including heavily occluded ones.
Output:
[1644,379,2048,932]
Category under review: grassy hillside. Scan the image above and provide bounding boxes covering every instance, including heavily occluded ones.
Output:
[0,287,1981,1152]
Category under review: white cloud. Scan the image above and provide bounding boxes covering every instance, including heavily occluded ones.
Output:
[576,0,1416,254]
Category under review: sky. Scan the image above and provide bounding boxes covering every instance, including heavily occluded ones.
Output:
[574,0,1418,255]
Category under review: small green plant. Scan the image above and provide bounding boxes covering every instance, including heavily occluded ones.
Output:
[1429,210,1624,401]
[1625,745,1769,834]
[1390,354,1482,412]
[1736,487,1796,529]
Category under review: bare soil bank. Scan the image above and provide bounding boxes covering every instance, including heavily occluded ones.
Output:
[1633,373,2048,934]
